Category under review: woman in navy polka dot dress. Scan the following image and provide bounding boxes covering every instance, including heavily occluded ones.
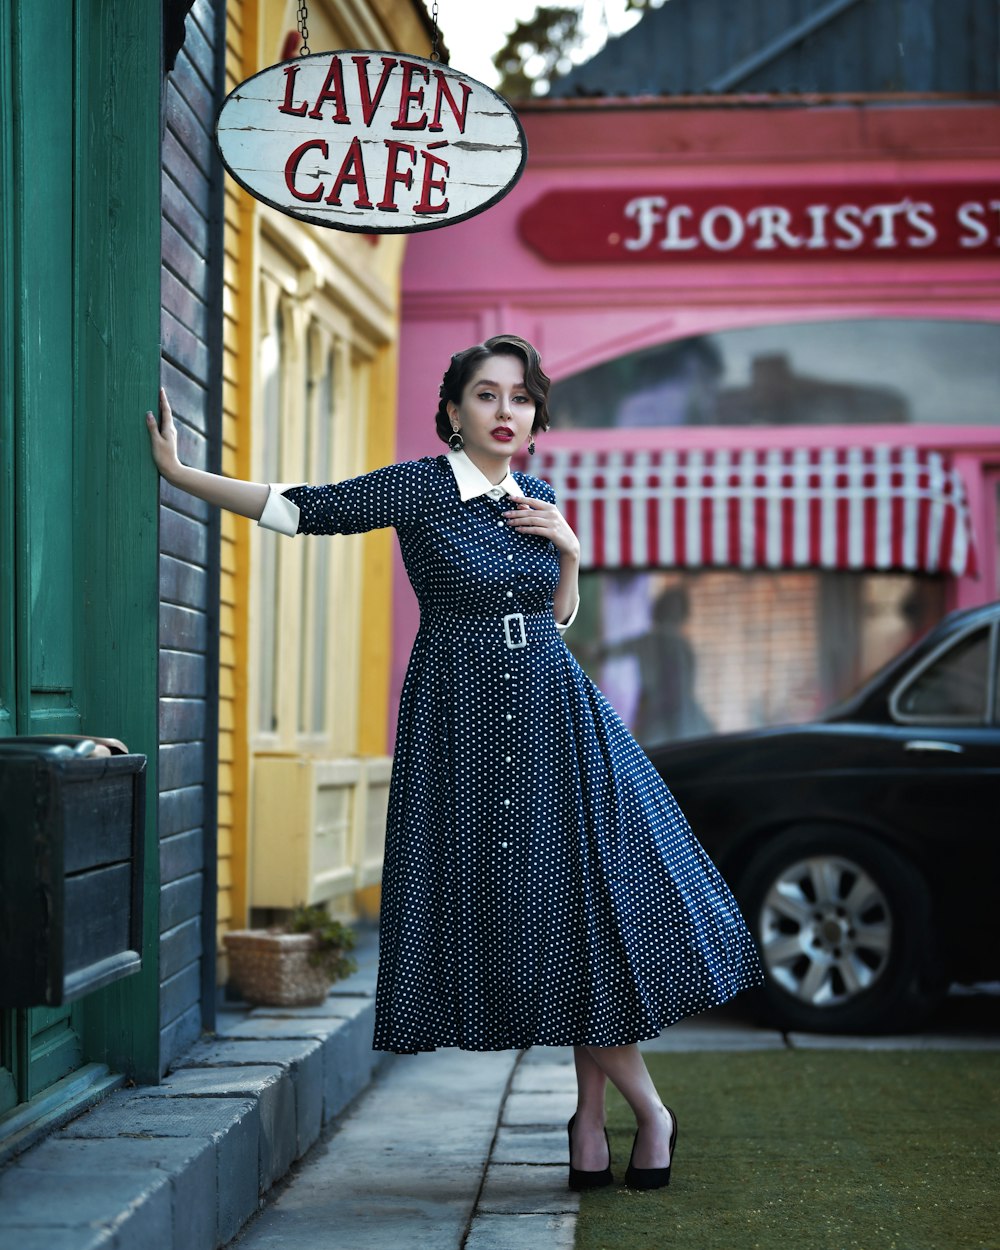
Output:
[147,334,762,1191]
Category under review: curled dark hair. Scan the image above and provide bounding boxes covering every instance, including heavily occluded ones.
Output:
[434,334,551,444]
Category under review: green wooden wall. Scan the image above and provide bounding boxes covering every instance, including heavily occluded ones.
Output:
[0,0,163,1129]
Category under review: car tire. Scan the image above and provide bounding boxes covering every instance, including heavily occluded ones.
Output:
[737,826,946,1034]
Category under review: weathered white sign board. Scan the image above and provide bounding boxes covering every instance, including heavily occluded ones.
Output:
[215,51,527,234]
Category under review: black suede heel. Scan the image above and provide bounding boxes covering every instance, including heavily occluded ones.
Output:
[567,1114,614,1191]
[625,1106,678,1190]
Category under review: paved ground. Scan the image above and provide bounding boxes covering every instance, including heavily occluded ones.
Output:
[230,987,1000,1249]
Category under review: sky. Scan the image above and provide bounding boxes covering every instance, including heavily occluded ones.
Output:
[430,0,648,90]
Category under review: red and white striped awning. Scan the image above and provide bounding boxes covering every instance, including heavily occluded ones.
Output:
[538,446,977,576]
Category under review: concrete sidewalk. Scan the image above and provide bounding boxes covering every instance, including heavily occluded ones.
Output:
[0,928,390,1250]
[231,987,1000,1250]
[1,936,997,1250]
[230,1048,581,1250]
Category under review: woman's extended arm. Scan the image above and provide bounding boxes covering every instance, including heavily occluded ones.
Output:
[146,388,270,520]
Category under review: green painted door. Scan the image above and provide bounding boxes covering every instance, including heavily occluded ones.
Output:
[0,0,161,1133]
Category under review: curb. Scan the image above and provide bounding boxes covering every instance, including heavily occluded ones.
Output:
[0,931,387,1250]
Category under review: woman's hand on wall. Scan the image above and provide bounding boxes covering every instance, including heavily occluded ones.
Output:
[143,387,270,521]
[146,387,183,483]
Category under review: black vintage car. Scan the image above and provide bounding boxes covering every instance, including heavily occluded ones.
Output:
[647,601,1000,1033]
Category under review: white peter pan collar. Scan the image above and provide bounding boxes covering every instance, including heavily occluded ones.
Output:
[448,449,579,633]
[447,449,521,502]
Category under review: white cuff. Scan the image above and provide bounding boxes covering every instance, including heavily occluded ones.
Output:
[555,597,580,634]
[257,484,303,537]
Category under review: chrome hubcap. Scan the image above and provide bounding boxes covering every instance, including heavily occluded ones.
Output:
[759,855,892,1008]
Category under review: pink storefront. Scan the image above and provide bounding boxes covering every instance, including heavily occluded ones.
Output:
[392,99,1000,749]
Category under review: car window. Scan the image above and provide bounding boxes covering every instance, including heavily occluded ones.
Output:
[894,626,990,722]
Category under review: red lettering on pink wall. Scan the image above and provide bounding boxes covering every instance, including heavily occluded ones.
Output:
[518,184,1000,263]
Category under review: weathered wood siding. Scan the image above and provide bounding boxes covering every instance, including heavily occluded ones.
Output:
[552,0,1000,96]
[159,0,226,1072]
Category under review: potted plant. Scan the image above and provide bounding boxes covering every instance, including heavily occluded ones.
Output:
[223,905,357,1007]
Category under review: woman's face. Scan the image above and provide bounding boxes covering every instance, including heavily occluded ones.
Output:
[447,354,536,466]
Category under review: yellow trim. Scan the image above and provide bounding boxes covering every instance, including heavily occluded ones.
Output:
[218,0,431,970]
[217,0,259,976]
[358,337,399,757]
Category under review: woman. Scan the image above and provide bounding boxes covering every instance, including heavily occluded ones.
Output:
[147,333,762,1192]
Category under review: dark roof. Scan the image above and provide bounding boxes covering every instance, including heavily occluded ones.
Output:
[550,0,1000,97]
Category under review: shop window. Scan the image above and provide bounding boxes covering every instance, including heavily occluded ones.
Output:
[549,320,1000,429]
[565,569,945,745]
[894,626,990,723]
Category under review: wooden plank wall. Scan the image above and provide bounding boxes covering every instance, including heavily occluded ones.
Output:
[158,0,226,1073]
[551,0,1000,95]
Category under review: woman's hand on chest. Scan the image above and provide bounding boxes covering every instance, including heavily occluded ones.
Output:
[503,495,581,561]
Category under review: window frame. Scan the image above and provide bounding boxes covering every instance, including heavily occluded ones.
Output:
[889,617,998,727]
[251,274,286,748]
[252,231,376,755]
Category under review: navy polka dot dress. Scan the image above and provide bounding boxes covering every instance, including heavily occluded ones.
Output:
[283,456,762,1054]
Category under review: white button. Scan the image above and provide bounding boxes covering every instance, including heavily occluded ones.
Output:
[507,554,514,561]
[497,520,504,527]
[504,798,511,807]
[501,841,509,849]
[506,590,513,598]
[505,713,512,721]
[504,672,511,680]
[505,755,512,763]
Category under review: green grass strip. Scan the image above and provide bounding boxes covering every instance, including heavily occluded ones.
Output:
[575,1050,1000,1250]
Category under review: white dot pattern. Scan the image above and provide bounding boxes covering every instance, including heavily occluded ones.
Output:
[284,457,763,1054]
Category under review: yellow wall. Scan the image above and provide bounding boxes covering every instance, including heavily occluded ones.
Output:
[218,0,432,969]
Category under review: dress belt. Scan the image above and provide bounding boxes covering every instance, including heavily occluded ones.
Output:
[418,609,560,651]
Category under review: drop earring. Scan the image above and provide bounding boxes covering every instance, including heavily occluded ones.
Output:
[448,428,464,451]
[527,436,536,456]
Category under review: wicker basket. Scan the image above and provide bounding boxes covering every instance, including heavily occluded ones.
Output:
[223,929,331,1006]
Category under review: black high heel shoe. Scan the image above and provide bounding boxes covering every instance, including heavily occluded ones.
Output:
[567,1113,613,1191]
[625,1106,678,1191]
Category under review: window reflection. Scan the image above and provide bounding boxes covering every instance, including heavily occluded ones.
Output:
[896,627,990,722]
[566,570,946,743]
[550,320,1000,428]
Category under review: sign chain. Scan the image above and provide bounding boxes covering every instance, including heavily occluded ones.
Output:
[430,0,440,61]
[297,2,310,56]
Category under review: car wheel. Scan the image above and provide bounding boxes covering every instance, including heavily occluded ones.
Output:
[738,827,945,1034]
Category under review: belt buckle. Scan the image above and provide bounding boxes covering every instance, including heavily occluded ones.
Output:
[503,612,527,649]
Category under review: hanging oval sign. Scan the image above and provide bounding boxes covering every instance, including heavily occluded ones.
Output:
[215,51,527,234]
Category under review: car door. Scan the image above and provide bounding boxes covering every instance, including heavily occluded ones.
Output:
[882,615,1000,976]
